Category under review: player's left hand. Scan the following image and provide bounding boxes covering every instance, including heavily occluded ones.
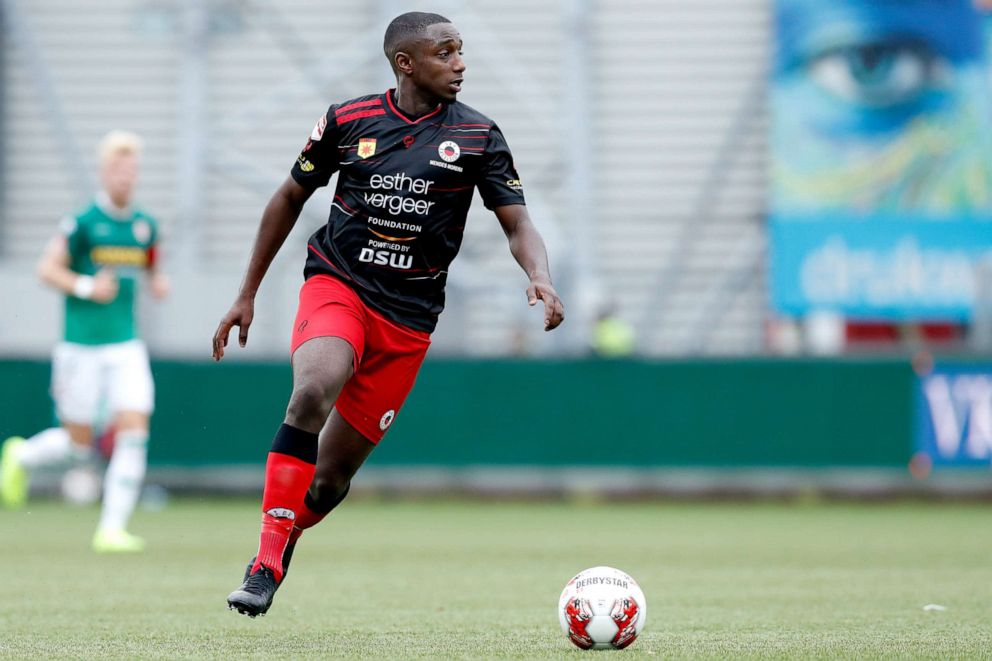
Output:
[212,296,255,361]
[149,273,170,299]
[527,278,564,331]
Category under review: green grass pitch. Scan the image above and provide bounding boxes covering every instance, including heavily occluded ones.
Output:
[1,498,991,659]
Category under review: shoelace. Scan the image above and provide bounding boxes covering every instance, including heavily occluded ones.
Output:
[243,567,276,595]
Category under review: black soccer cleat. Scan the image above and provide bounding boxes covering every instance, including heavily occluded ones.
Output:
[227,565,279,617]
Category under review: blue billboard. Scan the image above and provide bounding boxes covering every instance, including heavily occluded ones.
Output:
[771,0,992,320]
[915,364,992,467]
[772,218,992,320]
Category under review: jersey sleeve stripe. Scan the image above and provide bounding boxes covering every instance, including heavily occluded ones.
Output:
[337,109,387,124]
[335,98,383,115]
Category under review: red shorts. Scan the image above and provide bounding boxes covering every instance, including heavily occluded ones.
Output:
[291,275,431,444]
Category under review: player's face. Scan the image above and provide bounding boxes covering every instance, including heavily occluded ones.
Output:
[411,23,466,102]
[101,152,139,208]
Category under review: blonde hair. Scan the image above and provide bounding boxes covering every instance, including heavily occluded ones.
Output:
[97,130,143,165]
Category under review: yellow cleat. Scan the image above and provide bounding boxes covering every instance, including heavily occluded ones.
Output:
[92,528,146,553]
[0,437,28,509]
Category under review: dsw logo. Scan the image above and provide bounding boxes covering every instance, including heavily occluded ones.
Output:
[923,375,992,459]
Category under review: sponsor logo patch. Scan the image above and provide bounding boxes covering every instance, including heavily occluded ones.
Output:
[311,114,327,141]
[438,140,460,163]
[265,507,296,521]
[90,246,148,267]
[297,155,315,172]
[358,138,377,158]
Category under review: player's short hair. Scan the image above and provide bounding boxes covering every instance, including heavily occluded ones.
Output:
[97,130,143,165]
[383,11,451,72]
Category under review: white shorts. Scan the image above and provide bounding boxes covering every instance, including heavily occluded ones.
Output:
[51,339,155,425]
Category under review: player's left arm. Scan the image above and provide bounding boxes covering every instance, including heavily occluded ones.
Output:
[494,204,564,331]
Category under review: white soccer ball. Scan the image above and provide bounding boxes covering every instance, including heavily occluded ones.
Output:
[60,465,102,506]
[558,566,647,650]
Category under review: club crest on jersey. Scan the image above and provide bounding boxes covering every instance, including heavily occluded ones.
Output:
[131,220,151,245]
[438,140,460,163]
[311,114,327,141]
[358,138,377,158]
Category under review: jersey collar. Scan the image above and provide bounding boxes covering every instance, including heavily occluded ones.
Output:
[96,190,133,220]
[384,89,445,125]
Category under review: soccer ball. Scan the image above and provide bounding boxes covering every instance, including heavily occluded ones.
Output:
[60,465,101,506]
[558,566,647,650]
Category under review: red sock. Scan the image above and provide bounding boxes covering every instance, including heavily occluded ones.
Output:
[251,425,317,582]
[289,500,329,544]
[255,512,296,582]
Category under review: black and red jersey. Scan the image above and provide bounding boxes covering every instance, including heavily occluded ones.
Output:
[291,89,525,333]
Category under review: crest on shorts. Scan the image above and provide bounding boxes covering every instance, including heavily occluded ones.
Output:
[358,138,377,158]
[379,409,395,431]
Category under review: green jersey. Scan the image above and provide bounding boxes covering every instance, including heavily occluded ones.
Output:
[62,197,159,345]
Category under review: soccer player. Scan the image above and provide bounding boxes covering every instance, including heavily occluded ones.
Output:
[213,12,564,616]
[0,131,169,553]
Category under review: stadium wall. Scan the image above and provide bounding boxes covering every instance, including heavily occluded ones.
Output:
[0,358,913,469]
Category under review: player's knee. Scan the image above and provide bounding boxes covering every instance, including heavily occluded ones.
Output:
[64,423,93,447]
[285,382,334,428]
[308,475,350,511]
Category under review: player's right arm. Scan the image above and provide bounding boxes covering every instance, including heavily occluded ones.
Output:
[212,177,314,361]
[37,232,117,303]
[213,107,340,361]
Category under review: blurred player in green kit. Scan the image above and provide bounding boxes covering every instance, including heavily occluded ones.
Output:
[0,131,169,552]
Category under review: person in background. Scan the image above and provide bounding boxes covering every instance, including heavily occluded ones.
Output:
[0,130,169,553]
[591,304,635,357]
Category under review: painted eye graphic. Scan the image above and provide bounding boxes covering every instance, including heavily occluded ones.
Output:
[807,42,944,108]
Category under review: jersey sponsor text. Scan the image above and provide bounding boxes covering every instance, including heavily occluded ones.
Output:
[429,159,464,173]
[368,216,422,233]
[369,172,434,194]
[359,248,413,269]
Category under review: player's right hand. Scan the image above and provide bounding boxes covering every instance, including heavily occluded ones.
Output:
[212,296,254,361]
[91,268,119,303]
